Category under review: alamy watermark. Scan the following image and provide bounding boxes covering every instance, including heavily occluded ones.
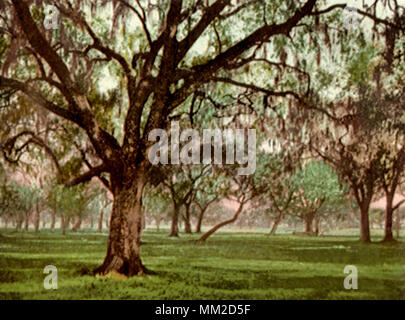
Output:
[343,6,360,31]
[147,122,256,175]
[43,5,59,30]
[343,265,358,290]
[43,265,58,290]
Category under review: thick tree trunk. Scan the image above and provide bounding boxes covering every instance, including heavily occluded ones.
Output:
[269,212,283,236]
[359,204,371,243]
[71,215,82,232]
[94,172,149,276]
[197,201,244,243]
[98,211,104,233]
[305,212,315,234]
[170,202,180,237]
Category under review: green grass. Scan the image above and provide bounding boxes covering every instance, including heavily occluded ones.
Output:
[0,229,404,299]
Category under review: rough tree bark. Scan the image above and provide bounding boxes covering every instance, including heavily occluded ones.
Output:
[94,168,150,276]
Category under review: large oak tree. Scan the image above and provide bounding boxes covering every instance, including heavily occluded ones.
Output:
[1,0,401,275]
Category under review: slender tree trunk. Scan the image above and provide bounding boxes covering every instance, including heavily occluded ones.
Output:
[24,212,30,231]
[155,217,161,231]
[383,208,394,242]
[50,211,56,230]
[90,216,94,229]
[314,216,320,236]
[183,203,192,234]
[359,203,371,243]
[61,216,66,235]
[98,211,104,233]
[197,201,244,243]
[195,207,207,233]
[269,212,283,236]
[170,202,180,237]
[94,171,149,276]
[34,202,40,232]
[383,194,395,242]
[71,215,82,232]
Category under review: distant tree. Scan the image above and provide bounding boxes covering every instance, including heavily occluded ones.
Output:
[46,183,96,234]
[0,182,39,231]
[291,161,345,235]
[162,165,210,236]
[193,177,221,233]
[197,167,259,243]
[143,184,171,232]
[252,153,298,236]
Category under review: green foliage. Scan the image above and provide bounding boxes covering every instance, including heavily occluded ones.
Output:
[293,161,345,203]
[143,185,171,218]
[0,183,39,219]
[46,184,97,219]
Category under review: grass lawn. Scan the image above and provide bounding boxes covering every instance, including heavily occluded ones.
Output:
[0,228,404,299]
